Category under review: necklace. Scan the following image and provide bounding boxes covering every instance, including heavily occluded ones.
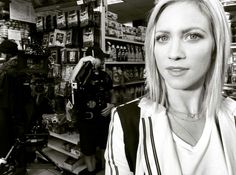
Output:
[168,112,198,144]
[168,107,203,122]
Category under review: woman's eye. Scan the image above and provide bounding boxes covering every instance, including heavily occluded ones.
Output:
[185,33,203,41]
[155,35,169,43]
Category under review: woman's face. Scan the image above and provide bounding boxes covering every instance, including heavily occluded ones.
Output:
[154,2,214,90]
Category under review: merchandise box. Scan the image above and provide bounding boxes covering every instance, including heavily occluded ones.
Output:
[48,32,55,47]
[61,65,74,82]
[67,10,79,28]
[65,29,73,46]
[36,16,44,31]
[65,29,80,47]
[60,48,67,64]
[106,11,118,21]
[50,48,60,64]
[48,29,67,47]
[80,6,89,27]
[57,11,67,29]
[54,29,66,47]
[67,48,80,64]
[52,64,62,78]
[83,27,94,47]
[61,48,80,64]
[63,157,84,171]
[42,34,49,47]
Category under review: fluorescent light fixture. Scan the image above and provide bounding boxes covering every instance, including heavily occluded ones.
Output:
[107,0,124,5]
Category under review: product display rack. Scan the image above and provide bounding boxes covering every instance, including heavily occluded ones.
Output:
[105,36,144,45]
[34,0,107,173]
[231,42,236,49]
[44,130,85,174]
[222,1,236,99]
[48,137,80,159]
[43,147,86,175]
[104,36,145,104]
[105,61,145,87]
[32,0,146,171]
[49,131,80,145]
[222,1,236,11]
[223,83,236,100]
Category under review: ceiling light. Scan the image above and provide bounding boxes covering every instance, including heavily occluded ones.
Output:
[107,0,124,5]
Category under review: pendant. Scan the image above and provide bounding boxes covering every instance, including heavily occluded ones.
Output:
[189,113,199,119]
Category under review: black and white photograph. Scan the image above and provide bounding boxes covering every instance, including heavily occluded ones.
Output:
[0,0,235,175]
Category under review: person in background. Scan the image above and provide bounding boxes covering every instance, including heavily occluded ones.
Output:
[105,0,236,174]
[70,47,114,175]
[0,39,27,174]
[0,39,21,157]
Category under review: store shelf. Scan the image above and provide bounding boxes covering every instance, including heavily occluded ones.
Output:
[224,83,236,87]
[105,36,144,45]
[105,61,145,65]
[49,131,80,145]
[231,43,236,49]
[43,148,86,175]
[48,138,80,159]
[113,80,145,87]
[223,2,236,11]
[35,2,79,14]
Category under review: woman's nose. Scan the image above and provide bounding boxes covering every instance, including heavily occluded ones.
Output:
[168,39,186,60]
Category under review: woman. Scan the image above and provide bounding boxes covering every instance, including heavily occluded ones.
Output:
[105,0,236,174]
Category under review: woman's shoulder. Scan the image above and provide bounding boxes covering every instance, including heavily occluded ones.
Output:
[220,97,236,122]
[221,97,236,113]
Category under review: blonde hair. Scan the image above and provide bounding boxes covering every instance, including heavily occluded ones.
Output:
[145,0,231,116]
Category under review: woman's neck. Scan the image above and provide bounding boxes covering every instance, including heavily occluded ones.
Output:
[166,85,204,114]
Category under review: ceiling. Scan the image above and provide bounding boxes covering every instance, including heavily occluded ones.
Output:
[108,0,155,24]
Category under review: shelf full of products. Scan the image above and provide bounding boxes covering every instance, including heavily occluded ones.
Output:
[222,1,236,44]
[49,131,80,145]
[221,0,236,100]
[105,61,146,104]
[48,137,80,159]
[105,36,144,45]
[104,10,147,104]
[223,83,236,99]
[222,0,236,11]
[42,113,85,174]
[43,148,86,175]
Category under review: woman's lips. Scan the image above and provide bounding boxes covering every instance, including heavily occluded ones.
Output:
[166,66,189,77]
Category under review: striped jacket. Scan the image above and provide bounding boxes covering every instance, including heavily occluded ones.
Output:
[105,97,236,175]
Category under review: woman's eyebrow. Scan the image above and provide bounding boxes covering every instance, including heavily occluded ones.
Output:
[181,27,207,34]
[155,27,207,34]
